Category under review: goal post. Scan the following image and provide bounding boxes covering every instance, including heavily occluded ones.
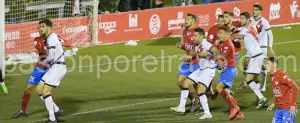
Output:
[0,0,6,78]
[2,0,99,76]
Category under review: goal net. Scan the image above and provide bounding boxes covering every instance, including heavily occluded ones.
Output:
[2,0,98,77]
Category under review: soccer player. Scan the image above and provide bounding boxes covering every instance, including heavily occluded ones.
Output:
[235,12,268,109]
[171,28,224,120]
[0,70,8,94]
[12,36,62,118]
[207,15,225,45]
[177,13,200,112]
[223,11,242,55]
[38,19,67,123]
[267,57,299,123]
[251,3,275,92]
[211,26,244,120]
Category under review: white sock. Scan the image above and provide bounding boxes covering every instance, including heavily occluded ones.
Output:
[40,95,59,112]
[199,95,211,115]
[249,81,264,99]
[179,89,189,108]
[44,95,56,121]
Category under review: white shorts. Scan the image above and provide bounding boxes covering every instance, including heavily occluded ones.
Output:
[187,68,215,88]
[260,47,267,58]
[246,54,264,75]
[42,64,67,87]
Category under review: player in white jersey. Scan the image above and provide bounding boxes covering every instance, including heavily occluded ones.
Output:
[235,12,268,109]
[38,19,67,123]
[170,28,224,120]
[250,3,275,92]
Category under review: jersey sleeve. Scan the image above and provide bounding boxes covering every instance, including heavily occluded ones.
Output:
[280,74,296,87]
[207,26,216,42]
[263,19,271,31]
[280,73,299,106]
[47,33,59,48]
[238,27,247,36]
[202,40,213,51]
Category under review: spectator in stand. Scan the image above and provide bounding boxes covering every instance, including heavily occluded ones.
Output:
[130,0,143,11]
[140,0,151,10]
[152,0,164,8]
[98,0,120,14]
[119,0,131,12]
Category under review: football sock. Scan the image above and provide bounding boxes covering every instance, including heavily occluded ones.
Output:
[179,88,189,108]
[249,81,264,99]
[220,89,238,108]
[44,95,56,121]
[21,91,31,112]
[199,93,211,115]
[39,94,59,112]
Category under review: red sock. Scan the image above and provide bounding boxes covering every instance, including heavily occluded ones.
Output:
[21,91,31,112]
[220,89,236,108]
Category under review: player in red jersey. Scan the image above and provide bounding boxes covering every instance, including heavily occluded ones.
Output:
[210,26,244,120]
[223,11,242,60]
[205,15,225,97]
[12,34,67,119]
[176,13,201,113]
[267,57,299,123]
[207,15,224,45]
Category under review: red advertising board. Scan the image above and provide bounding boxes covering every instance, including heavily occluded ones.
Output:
[4,0,300,54]
[5,16,91,54]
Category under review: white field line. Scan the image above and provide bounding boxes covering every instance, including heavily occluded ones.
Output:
[28,97,178,123]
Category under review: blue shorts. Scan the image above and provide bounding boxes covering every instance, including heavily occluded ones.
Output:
[178,63,200,77]
[217,67,238,89]
[27,67,48,85]
[273,108,296,123]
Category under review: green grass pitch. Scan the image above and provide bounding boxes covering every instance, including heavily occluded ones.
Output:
[0,25,300,123]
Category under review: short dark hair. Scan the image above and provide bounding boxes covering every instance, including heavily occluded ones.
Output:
[253,3,263,11]
[39,19,53,27]
[187,13,197,21]
[269,57,279,65]
[224,11,233,17]
[240,12,251,19]
[218,15,224,20]
[194,28,205,36]
[219,26,230,33]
